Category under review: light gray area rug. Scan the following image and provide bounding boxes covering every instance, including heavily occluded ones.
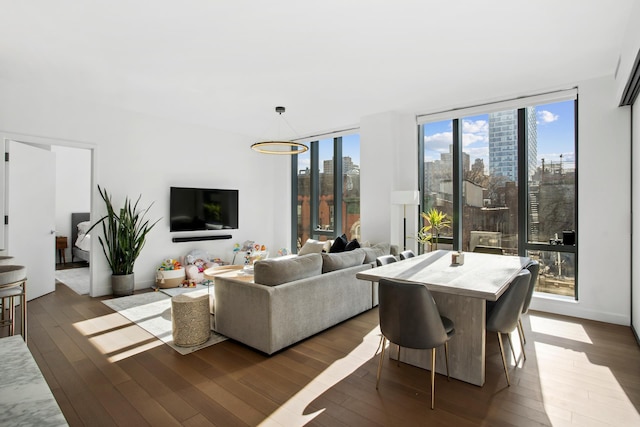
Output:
[159,283,212,297]
[102,291,227,355]
[55,267,89,295]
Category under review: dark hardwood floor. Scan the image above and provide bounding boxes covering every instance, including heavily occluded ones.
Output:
[5,283,640,426]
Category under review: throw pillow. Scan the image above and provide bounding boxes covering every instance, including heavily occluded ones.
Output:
[321,248,366,273]
[344,238,360,251]
[362,242,391,263]
[254,253,322,286]
[298,239,328,256]
[329,234,348,253]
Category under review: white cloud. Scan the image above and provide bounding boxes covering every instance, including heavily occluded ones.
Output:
[462,119,488,134]
[538,110,559,124]
[424,131,453,152]
[461,119,488,147]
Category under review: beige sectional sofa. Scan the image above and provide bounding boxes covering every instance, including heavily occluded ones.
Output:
[213,245,391,354]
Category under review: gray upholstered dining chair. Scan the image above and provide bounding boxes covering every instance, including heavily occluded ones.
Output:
[376,278,455,409]
[376,254,398,266]
[517,260,540,358]
[486,269,531,386]
[399,250,415,260]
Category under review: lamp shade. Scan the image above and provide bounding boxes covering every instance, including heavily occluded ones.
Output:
[390,191,420,205]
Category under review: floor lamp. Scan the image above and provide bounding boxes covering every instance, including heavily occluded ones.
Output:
[391,191,420,251]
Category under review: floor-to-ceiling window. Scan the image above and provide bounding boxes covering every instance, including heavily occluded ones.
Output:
[419,92,577,298]
[292,134,361,251]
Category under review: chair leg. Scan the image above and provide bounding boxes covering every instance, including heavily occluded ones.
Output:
[376,337,387,390]
[8,296,16,336]
[444,341,450,381]
[430,348,436,409]
[375,334,384,356]
[397,345,401,367]
[497,333,511,386]
[20,287,27,342]
[516,320,526,361]
[519,317,527,344]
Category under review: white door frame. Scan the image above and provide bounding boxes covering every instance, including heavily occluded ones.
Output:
[1,131,97,295]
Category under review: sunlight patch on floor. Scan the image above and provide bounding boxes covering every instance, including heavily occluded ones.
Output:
[258,326,382,427]
[73,313,163,362]
[529,315,593,344]
[532,321,640,425]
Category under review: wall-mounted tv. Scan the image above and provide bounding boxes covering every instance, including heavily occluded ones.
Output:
[170,187,239,232]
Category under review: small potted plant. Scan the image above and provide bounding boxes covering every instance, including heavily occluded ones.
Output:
[89,186,159,296]
[416,208,451,251]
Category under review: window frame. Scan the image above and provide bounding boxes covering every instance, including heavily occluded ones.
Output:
[291,134,360,252]
[418,90,579,299]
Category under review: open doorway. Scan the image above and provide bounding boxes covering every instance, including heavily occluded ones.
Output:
[1,133,95,299]
[52,145,91,295]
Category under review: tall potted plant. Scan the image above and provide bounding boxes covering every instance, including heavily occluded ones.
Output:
[416,208,451,251]
[89,186,159,296]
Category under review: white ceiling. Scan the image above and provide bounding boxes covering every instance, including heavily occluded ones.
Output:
[0,1,635,140]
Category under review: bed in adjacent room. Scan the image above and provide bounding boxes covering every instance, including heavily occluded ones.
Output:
[71,212,91,263]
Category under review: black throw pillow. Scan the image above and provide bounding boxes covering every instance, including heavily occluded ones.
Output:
[344,238,360,251]
[329,234,348,253]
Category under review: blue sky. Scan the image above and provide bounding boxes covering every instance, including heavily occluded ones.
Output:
[296,100,575,174]
[423,100,576,171]
[297,133,361,173]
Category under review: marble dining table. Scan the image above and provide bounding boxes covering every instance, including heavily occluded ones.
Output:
[356,249,530,386]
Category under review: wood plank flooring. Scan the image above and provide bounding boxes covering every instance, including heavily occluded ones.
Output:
[4,282,640,426]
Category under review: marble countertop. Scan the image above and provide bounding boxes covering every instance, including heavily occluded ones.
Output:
[0,335,68,426]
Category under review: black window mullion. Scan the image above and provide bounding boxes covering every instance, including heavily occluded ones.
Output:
[290,150,299,251]
[418,125,425,254]
[452,119,462,250]
[517,108,528,256]
[334,137,343,238]
[310,141,319,234]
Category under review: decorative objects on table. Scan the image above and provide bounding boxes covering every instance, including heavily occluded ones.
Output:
[250,106,308,155]
[416,208,451,251]
[451,251,465,265]
[88,185,159,296]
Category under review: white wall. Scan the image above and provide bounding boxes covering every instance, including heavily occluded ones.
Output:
[529,76,631,324]
[617,0,640,339]
[0,79,291,296]
[53,146,91,262]
[615,0,640,104]
[360,111,419,253]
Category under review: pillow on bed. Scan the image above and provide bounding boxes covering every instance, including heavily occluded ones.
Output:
[75,233,91,251]
[77,221,91,234]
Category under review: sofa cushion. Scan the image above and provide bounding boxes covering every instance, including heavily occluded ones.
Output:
[329,234,348,253]
[298,239,328,255]
[361,242,391,263]
[254,253,322,286]
[322,248,366,273]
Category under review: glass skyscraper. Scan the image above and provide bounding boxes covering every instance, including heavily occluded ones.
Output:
[488,108,537,181]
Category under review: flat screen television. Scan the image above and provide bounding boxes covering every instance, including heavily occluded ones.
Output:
[170,187,239,232]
